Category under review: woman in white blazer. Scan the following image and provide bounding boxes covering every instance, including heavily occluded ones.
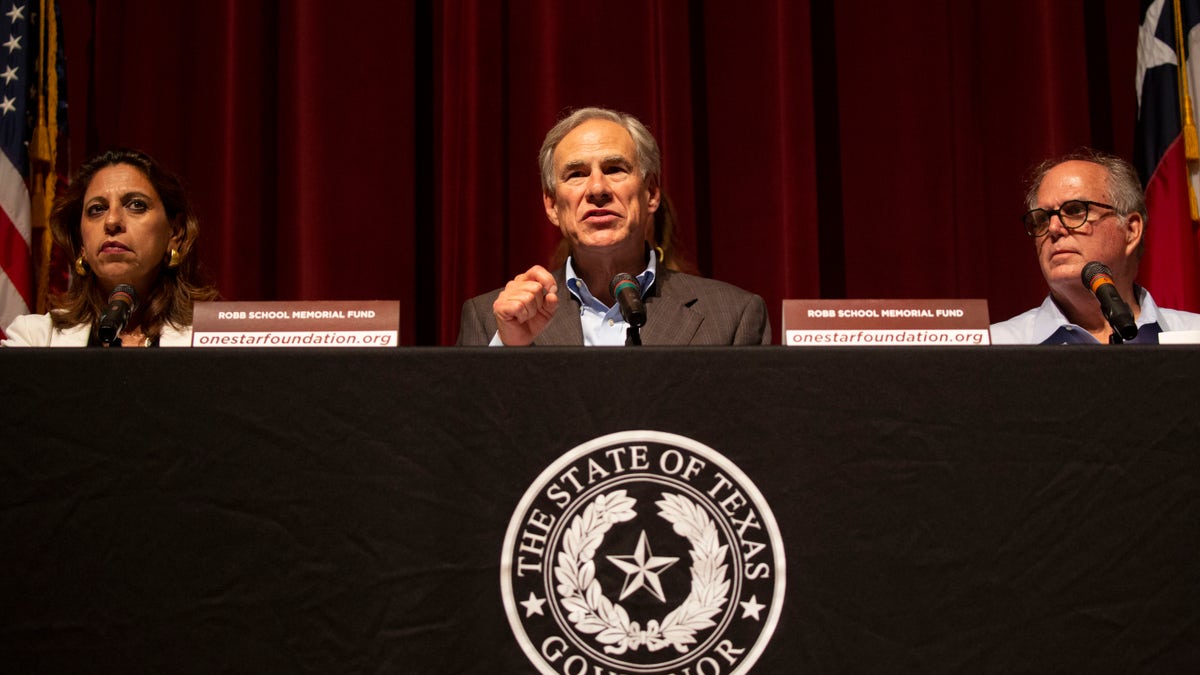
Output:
[2,148,217,347]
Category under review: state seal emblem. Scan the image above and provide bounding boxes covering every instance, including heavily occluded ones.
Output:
[502,431,785,674]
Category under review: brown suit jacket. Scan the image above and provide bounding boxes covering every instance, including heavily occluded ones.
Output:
[456,267,771,345]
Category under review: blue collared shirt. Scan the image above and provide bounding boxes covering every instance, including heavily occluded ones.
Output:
[489,255,657,346]
[564,255,656,346]
[989,286,1200,344]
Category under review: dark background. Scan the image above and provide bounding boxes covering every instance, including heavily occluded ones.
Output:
[57,0,1141,344]
[3,348,1199,672]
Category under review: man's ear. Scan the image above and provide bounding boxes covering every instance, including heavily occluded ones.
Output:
[543,191,559,227]
[1124,211,1144,257]
[646,177,660,214]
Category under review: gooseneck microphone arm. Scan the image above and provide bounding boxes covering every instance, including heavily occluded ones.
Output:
[610,273,646,346]
[97,284,139,347]
[1080,261,1137,343]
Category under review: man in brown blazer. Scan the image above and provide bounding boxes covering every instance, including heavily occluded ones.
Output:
[457,107,770,347]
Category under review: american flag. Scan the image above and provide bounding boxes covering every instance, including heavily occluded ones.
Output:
[0,0,66,340]
[0,0,34,337]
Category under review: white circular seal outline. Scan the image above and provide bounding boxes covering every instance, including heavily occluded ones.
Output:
[501,430,786,675]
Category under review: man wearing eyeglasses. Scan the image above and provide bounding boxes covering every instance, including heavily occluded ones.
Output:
[990,148,1200,344]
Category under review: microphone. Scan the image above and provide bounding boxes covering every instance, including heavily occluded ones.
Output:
[98,284,138,346]
[610,273,647,328]
[1081,261,1137,342]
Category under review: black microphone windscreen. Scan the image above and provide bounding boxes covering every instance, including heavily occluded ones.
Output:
[610,273,640,297]
[1080,261,1112,287]
[109,284,139,309]
[610,273,646,329]
[1080,260,1137,341]
[98,284,140,345]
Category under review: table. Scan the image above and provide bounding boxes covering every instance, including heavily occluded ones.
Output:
[2,347,1198,672]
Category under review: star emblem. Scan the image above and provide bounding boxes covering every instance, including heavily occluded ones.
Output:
[520,591,546,617]
[606,530,679,602]
[1137,0,1179,116]
[740,595,766,621]
[5,5,24,23]
[3,33,20,54]
[1,65,17,85]
[0,96,15,115]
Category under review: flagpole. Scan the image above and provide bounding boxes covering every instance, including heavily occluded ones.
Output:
[30,0,60,314]
[1173,0,1200,222]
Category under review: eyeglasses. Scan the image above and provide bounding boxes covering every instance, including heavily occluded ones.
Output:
[1022,200,1116,237]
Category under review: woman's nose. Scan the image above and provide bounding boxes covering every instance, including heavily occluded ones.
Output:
[104,208,122,231]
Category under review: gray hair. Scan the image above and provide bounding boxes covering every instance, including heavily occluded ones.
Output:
[1030,148,1145,212]
[1024,148,1147,258]
[538,107,661,195]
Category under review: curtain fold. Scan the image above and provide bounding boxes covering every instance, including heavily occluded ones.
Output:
[60,0,1141,344]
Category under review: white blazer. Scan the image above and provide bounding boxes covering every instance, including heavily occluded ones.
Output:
[1,313,194,347]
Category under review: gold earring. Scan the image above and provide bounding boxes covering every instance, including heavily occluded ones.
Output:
[655,246,665,262]
[74,255,88,276]
[167,249,181,269]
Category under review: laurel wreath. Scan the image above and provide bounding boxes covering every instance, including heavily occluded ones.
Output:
[554,490,730,655]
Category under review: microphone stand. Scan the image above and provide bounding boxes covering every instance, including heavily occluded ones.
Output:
[625,324,642,346]
[1108,331,1123,345]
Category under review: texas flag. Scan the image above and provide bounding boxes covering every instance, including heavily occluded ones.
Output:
[1136,0,1200,312]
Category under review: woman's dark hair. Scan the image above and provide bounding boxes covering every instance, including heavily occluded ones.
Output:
[49,148,218,336]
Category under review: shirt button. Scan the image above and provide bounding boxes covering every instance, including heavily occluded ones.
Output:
[608,319,615,326]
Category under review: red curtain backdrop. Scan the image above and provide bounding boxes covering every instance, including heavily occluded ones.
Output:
[59,0,1139,345]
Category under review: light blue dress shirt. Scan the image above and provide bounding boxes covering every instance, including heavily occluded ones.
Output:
[564,255,656,346]
[989,286,1200,344]
[489,255,657,346]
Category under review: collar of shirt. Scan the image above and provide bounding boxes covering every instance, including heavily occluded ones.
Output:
[565,254,657,346]
[1035,285,1163,344]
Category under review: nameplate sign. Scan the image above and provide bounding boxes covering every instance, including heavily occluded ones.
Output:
[192,300,400,347]
[782,299,990,346]
[1158,330,1200,344]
